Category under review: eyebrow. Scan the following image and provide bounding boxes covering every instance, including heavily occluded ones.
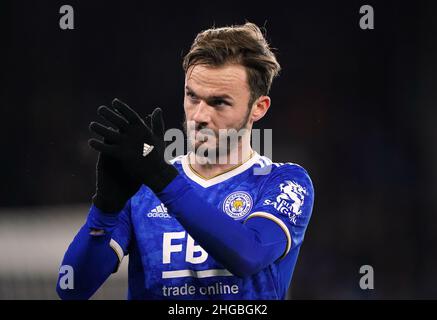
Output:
[185,86,234,102]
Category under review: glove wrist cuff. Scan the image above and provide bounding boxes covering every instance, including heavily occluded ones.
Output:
[92,193,126,215]
[146,164,179,193]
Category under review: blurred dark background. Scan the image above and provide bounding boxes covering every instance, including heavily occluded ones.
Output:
[1,0,436,299]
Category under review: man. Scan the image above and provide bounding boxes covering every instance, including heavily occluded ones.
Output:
[57,22,314,300]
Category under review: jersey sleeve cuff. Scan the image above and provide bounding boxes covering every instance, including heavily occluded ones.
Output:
[87,204,120,232]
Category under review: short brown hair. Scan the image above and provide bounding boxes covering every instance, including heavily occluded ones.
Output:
[183,22,281,106]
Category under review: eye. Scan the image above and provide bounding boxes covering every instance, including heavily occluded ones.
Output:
[186,91,200,103]
[186,91,196,98]
[211,99,230,107]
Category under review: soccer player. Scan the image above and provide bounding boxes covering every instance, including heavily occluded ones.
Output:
[56,22,314,300]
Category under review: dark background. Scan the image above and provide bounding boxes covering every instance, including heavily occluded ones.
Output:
[1,0,436,298]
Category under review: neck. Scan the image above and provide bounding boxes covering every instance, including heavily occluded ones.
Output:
[189,137,253,179]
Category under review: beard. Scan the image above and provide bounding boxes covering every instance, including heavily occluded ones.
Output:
[182,107,252,163]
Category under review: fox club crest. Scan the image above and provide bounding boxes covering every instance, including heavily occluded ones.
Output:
[222,191,253,220]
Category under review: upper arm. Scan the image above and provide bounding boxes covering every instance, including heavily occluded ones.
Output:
[246,164,315,260]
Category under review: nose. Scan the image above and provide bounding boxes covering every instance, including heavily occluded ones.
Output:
[191,100,211,125]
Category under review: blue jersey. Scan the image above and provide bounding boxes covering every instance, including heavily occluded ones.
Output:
[109,152,314,300]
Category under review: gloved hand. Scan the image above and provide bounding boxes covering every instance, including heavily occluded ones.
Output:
[89,98,178,194]
[92,151,142,214]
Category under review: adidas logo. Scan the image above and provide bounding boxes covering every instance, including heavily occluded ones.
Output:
[147,203,171,218]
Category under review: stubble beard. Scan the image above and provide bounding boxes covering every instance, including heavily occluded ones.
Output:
[182,107,252,165]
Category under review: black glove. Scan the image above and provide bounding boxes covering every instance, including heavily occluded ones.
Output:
[88,98,178,193]
[92,152,141,214]
[90,102,168,213]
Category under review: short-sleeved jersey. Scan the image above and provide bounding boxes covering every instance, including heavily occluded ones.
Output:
[110,152,314,300]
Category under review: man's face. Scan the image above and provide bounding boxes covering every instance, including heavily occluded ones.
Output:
[183,63,253,157]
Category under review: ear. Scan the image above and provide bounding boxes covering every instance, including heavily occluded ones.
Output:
[250,95,271,122]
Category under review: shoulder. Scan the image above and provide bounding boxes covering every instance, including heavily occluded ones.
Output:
[253,156,312,182]
[252,156,314,195]
[168,154,185,174]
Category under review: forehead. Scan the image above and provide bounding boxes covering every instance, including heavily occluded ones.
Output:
[185,64,249,98]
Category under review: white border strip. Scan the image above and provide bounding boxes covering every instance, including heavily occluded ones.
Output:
[109,239,124,264]
[244,211,292,259]
[162,269,233,279]
[181,152,262,188]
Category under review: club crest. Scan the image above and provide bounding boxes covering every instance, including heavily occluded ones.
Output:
[223,191,253,220]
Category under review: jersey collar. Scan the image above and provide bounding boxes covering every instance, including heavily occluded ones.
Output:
[181,151,261,188]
